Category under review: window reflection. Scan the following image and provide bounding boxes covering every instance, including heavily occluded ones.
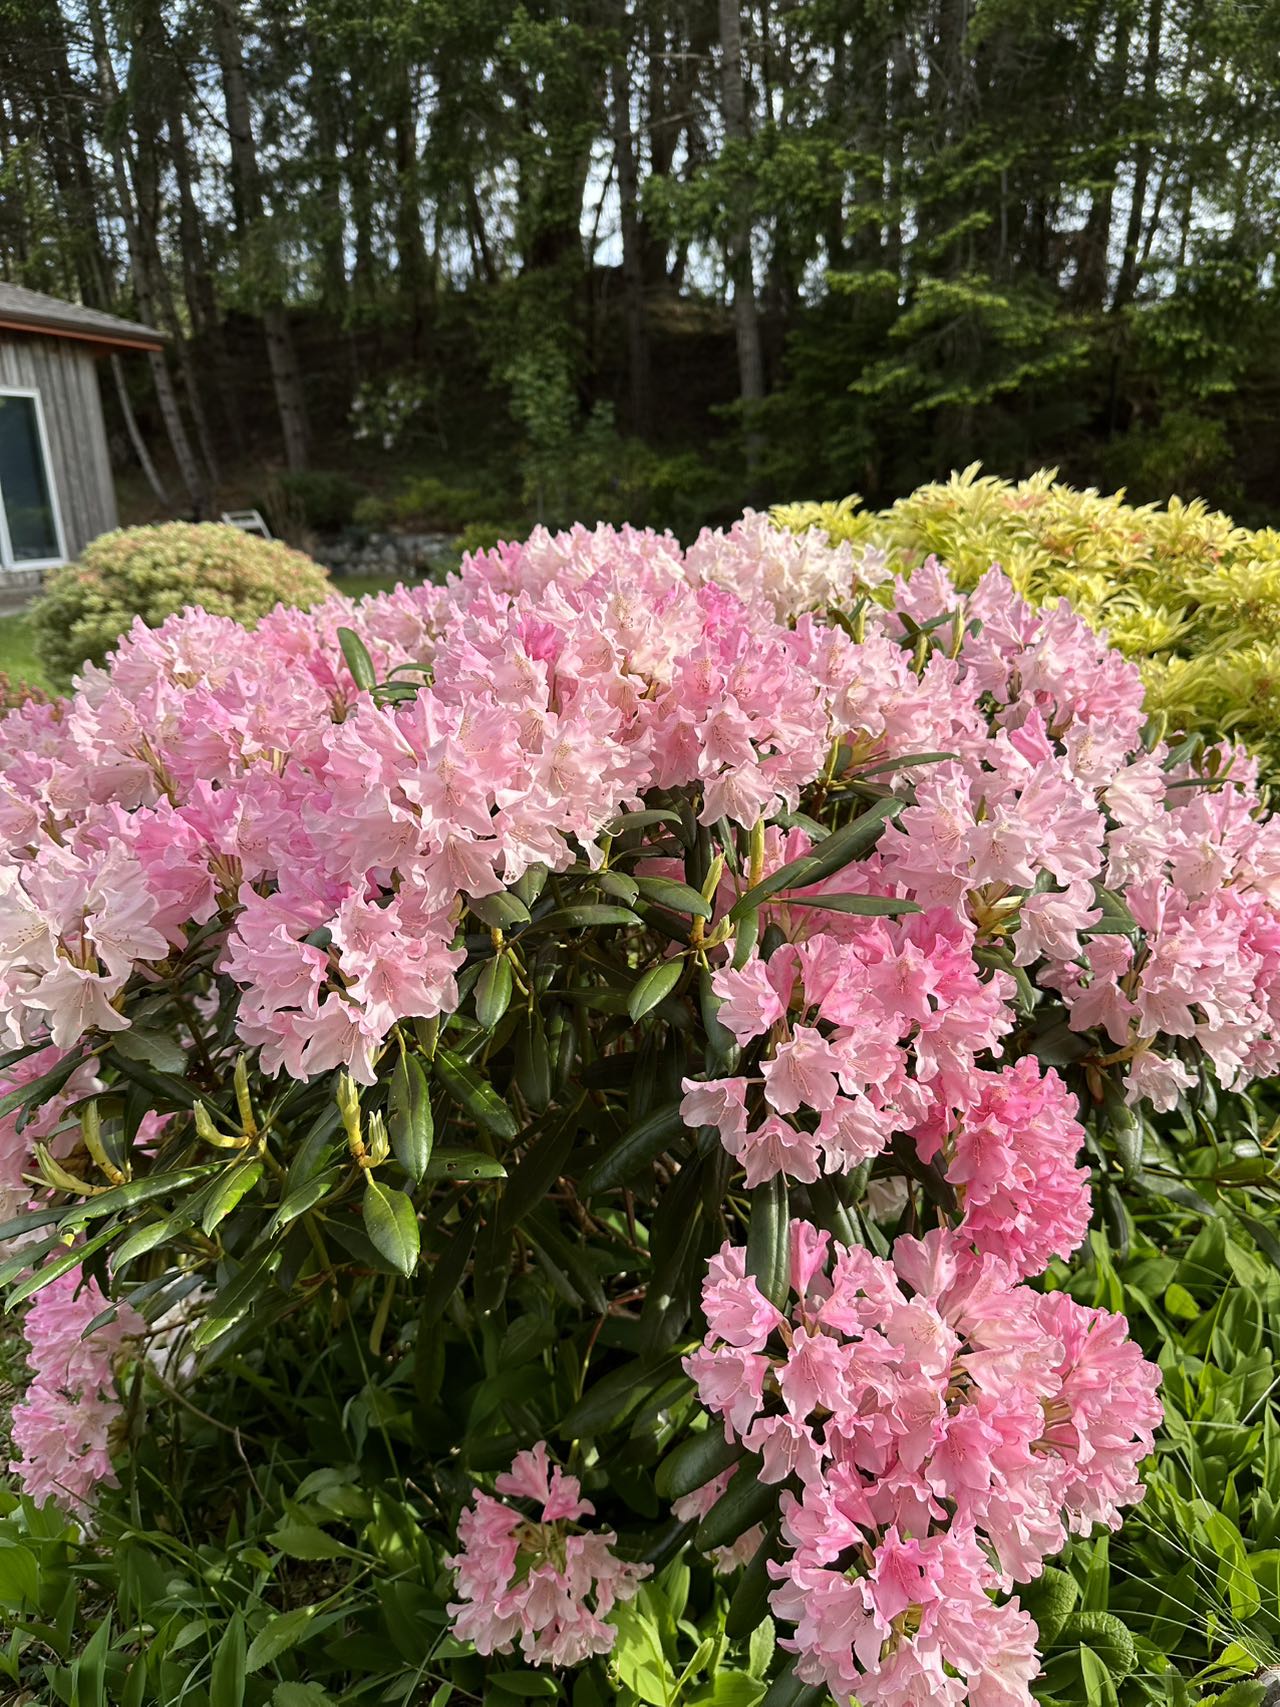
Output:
[0,394,60,564]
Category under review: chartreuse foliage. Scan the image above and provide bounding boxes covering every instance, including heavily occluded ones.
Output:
[0,519,1278,1706]
[776,467,1280,778]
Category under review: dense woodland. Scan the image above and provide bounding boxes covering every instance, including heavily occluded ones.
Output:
[3,0,1280,532]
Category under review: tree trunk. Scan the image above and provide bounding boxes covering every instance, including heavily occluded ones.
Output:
[111,353,169,506]
[1074,12,1132,308]
[212,0,310,470]
[86,0,208,515]
[392,63,429,349]
[611,31,650,435]
[718,0,765,470]
[1113,0,1163,310]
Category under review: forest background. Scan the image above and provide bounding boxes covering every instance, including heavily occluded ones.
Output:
[4,0,1278,542]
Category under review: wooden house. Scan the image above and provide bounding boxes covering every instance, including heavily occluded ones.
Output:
[0,284,164,583]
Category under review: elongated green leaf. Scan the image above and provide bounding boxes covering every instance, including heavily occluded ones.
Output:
[0,1232,64,1288]
[113,1210,192,1269]
[655,1429,745,1500]
[695,1457,778,1550]
[558,1350,686,1438]
[760,1659,828,1707]
[362,1176,420,1276]
[598,871,640,904]
[246,1605,321,1673]
[434,1047,519,1139]
[530,904,642,932]
[726,1529,777,1639]
[780,892,920,917]
[746,1175,790,1308]
[475,955,514,1029]
[7,1224,120,1307]
[209,1613,247,1707]
[192,1246,284,1350]
[628,959,685,1022]
[110,1025,187,1075]
[106,1051,198,1108]
[579,1099,685,1194]
[337,627,376,690]
[605,808,682,834]
[728,798,902,922]
[633,875,713,919]
[424,1148,506,1180]
[421,1202,483,1327]
[498,1103,583,1233]
[267,1171,338,1235]
[1084,885,1139,937]
[524,1211,607,1313]
[514,1006,552,1112]
[467,891,532,929]
[389,1053,434,1180]
[202,1158,264,1236]
[851,750,957,777]
[0,1050,85,1122]
[63,1165,216,1224]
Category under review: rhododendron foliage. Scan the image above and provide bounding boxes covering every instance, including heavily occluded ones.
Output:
[0,512,1271,1697]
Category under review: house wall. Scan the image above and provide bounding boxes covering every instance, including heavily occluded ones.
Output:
[0,332,117,562]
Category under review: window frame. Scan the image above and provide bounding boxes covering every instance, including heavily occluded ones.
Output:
[0,385,67,571]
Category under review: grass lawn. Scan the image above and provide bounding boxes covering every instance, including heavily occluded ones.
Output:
[0,572,416,699]
[0,609,51,693]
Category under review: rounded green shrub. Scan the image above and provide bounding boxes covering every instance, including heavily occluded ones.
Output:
[776,465,1280,778]
[31,522,332,683]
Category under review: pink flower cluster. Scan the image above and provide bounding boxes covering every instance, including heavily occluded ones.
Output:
[9,1268,143,1512]
[447,1442,651,1665]
[0,521,1272,1119]
[686,1225,1161,1706]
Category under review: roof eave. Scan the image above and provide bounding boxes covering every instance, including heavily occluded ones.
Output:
[0,314,168,353]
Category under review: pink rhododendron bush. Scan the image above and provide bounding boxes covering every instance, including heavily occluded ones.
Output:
[0,511,1276,1703]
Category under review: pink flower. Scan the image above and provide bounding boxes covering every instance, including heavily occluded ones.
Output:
[447,1441,650,1666]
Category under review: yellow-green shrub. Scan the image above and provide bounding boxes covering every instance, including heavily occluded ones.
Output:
[32,522,331,683]
[776,465,1280,775]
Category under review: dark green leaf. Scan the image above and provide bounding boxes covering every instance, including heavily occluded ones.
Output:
[579,1099,685,1194]
[424,1148,507,1180]
[362,1176,420,1275]
[467,891,532,929]
[201,1158,264,1236]
[435,1047,519,1140]
[655,1429,745,1501]
[337,627,376,690]
[389,1053,434,1181]
[530,904,642,932]
[746,1174,790,1308]
[628,959,685,1022]
[728,799,903,922]
[498,1102,583,1233]
[475,955,514,1029]
[63,1165,216,1223]
[110,1025,187,1075]
[633,875,713,919]
[192,1246,284,1350]
[420,1202,482,1327]
[695,1458,779,1550]
[267,1171,339,1235]
[781,892,921,916]
[209,1613,247,1707]
[7,1223,120,1307]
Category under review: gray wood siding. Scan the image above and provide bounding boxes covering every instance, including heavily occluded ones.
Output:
[0,333,117,560]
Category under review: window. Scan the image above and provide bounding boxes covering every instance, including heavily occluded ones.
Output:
[0,389,64,569]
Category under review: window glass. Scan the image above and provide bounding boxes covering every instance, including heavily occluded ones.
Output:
[0,394,60,563]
